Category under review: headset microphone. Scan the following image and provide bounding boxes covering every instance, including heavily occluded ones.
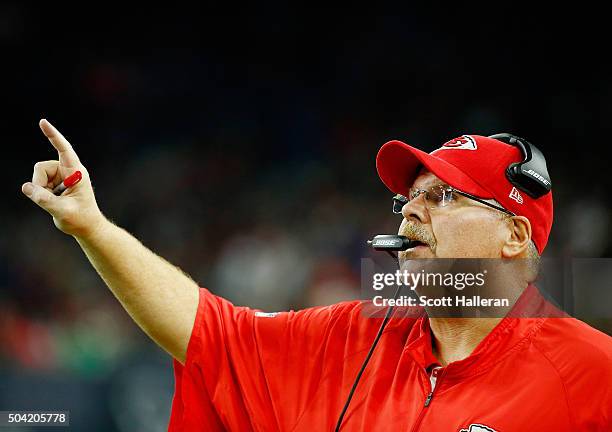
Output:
[335,235,410,431]
[366,234,416,265]
[367,234,416,251]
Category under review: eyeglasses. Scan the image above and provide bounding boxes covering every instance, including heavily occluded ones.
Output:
[392,184,515,216]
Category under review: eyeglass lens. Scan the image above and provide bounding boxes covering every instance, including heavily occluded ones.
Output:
[392,185,456,214]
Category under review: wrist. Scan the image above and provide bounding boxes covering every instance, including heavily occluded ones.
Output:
[73,213,111,243]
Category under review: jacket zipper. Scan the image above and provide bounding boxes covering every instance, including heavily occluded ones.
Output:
[409,366,443,432]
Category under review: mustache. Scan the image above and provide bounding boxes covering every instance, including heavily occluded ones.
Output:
[399,221,436,250]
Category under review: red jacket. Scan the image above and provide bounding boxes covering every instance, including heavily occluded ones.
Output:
[168,285,612,431]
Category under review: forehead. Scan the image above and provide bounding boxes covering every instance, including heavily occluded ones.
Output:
[410,167,446,190]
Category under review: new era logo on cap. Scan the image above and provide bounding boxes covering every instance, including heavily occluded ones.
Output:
[435,135,478,151]
[509,187,524,204]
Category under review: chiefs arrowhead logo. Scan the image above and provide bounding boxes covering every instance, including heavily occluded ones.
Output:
[436,135,478,151]
[459,424,497,432]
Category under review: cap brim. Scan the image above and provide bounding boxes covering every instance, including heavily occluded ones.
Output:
[376,140,491,198]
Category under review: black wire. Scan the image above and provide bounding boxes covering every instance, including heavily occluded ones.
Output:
[334,251,402,431]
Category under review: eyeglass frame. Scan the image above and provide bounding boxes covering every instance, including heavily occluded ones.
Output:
[392,185,516,217]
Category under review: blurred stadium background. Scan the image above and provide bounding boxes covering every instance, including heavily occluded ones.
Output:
[1,9,611,431]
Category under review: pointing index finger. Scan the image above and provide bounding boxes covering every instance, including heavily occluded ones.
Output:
[39,119,80,167]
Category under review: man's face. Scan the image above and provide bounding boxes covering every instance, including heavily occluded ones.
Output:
[397,169,510,262]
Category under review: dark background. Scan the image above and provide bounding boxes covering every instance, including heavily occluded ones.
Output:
[1,9,611,431]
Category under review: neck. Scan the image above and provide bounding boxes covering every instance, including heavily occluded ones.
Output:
[429,317,503,366]
[423,260,530,366]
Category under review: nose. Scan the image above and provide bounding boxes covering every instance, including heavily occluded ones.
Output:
[401,192,430,224]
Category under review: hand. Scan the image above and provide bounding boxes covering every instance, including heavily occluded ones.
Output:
[22,119,106,238]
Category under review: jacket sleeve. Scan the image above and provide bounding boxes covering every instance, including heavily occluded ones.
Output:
[168,287,364,431]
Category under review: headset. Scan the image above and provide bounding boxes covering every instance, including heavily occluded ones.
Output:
[488,133,552,198]
[334,133,551,430]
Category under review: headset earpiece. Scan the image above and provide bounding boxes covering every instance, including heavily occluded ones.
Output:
[489,133,552,198]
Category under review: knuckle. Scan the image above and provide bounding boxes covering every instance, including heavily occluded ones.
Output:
[35,193,48,205]
[33,160,56,172]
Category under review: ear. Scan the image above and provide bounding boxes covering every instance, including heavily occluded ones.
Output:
[501,216,532,258]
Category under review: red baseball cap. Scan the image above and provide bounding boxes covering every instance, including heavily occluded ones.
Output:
[376,135,553,253]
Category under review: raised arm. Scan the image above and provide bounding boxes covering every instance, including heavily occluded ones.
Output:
[21,119,199,364]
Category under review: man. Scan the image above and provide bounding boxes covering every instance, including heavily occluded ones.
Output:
[23,120,611,430]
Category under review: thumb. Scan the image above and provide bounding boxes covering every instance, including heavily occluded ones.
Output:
[22,182,60,215]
